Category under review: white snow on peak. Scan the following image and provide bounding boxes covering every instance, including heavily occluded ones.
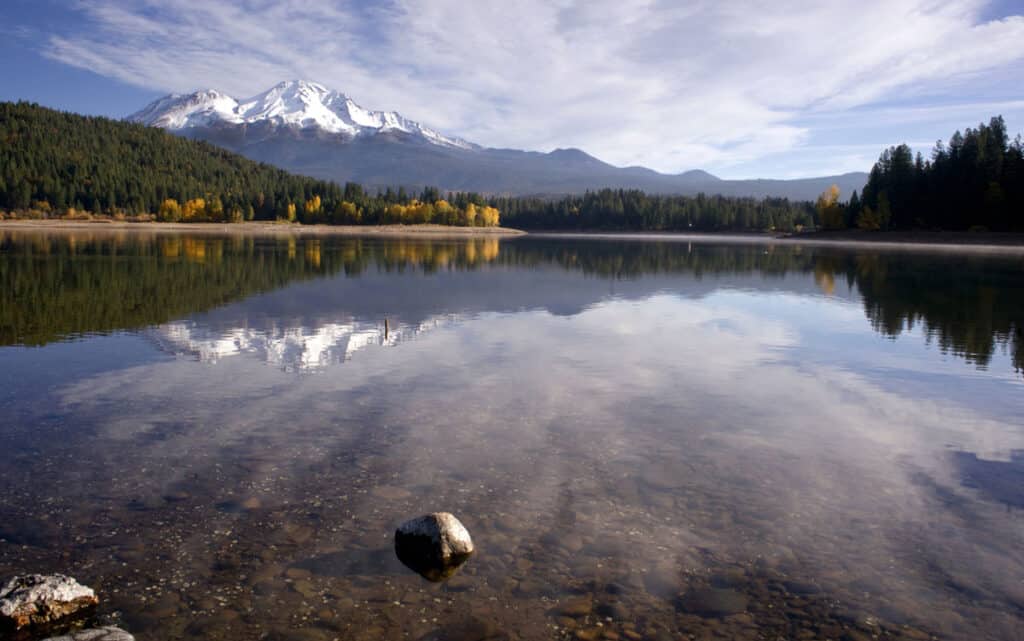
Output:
[128,80,474,149]
[128,89,241,129]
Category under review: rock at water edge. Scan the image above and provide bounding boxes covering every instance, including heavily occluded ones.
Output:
[0,574,99,629]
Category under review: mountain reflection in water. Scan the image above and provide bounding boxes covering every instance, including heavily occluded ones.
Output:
[2,230,1022,377]
[0,229,1023,641]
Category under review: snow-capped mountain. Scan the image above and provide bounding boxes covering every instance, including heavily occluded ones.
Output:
[129,80,474,149]
[127,80,867,199]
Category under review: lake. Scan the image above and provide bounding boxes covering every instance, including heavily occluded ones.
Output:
[1,229,1023,641]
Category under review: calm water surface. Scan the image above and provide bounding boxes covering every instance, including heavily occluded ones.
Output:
[1,230,1023,641]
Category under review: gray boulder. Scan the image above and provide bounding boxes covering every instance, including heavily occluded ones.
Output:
[0,574,98,629]
[394,512,475,581]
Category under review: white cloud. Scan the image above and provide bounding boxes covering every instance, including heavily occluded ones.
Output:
[40,0,1024,175]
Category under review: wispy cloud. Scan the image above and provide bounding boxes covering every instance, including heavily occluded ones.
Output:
[38,0,1024,175]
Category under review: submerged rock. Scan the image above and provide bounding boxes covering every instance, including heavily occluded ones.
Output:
[0,574,99,630]
[42,627,135,641]
[394,512,475,582]
[678,587,748,617]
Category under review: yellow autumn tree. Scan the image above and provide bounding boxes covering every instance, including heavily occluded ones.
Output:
[407,200,435,224]
[305,195,321,214]
[478,205,500,227]
[817,184,840,208]
[182,198,206,221]
[461,203,478,227]
[335,201,361,224]
[286,202,297,223]
[434,199,456,225]
[384,203,407,224]
[816,184,844,230]
[158,198,182,222]
[303,194,323,222]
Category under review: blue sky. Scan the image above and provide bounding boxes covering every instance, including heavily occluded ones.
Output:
[2,0,1023,180]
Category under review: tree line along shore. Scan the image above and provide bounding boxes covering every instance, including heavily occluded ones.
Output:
[1,101,1021,233]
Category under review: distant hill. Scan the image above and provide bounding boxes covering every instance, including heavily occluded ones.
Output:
[130,80,868,200]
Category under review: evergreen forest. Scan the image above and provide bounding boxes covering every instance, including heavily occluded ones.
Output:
[819,116,1024,232]
[493,191,816,231]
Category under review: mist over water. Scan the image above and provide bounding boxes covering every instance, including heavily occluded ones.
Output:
[1,231,1023,641]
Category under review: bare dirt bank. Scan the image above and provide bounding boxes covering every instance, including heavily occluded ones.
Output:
[0,219,525,237]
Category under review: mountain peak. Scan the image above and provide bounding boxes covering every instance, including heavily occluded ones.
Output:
[677,169,721,182]
[549,147,591,158]
[261,79,336,101]
[277,79,325,89]
[128,89,239,129]
[128,81,474,149]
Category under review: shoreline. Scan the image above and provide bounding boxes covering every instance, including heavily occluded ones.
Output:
[527,230,1024,254]
[0,219,525,237]
[791,229,1024,247]
[4,220,1024,253]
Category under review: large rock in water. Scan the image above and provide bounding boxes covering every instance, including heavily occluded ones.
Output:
[43,627,135,641]
[394,512,475,582]
[0,574,98,629]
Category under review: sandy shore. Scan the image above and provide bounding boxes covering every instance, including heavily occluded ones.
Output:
[0,219,525,237]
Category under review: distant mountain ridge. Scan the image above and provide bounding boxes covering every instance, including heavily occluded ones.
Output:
[130,80,868,200]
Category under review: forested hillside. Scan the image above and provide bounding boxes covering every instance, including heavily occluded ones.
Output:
[0,102,498,226]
